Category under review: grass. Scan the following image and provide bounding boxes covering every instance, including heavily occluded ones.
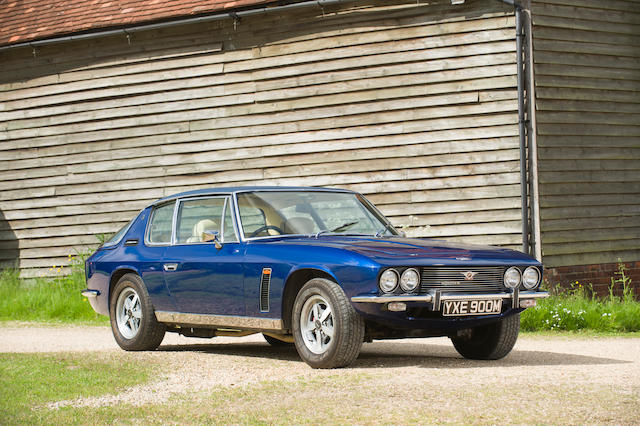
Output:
[0,352,156,425]
[0,252,107,325]
[521,262,640,332]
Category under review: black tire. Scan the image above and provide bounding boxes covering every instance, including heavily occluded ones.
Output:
[450,313,520,360]
[109,273,166,351]
[263,333,293,347]
[292,278,364,369]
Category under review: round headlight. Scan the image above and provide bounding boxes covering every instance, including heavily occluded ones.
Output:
[522,267,540,290]
[504,267,521,289]
[400,268,420,293]
[379,269,399,293]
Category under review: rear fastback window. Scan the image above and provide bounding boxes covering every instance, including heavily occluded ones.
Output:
[147,202,175,244]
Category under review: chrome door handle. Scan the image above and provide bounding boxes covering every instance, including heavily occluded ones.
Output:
[163,263,178,271]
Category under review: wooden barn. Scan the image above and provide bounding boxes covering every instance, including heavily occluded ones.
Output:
[0,0,638,291]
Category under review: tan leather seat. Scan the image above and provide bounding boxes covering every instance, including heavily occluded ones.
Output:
[186,219,218,243]
[283,217,316,234]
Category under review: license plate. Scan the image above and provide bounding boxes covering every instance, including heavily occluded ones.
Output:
[442,298,502,316]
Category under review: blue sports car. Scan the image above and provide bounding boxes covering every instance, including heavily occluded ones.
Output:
[83,187,547,368]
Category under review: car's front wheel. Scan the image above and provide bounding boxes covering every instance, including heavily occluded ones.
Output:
[292,278,364,369]
[450,313,520,360]
[110,273,166,351]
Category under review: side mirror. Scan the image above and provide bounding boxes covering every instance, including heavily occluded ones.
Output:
[202,230,223,249]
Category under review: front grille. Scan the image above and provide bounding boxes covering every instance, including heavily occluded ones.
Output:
[420,266,505,294]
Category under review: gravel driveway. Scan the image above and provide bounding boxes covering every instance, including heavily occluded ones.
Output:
[2,324,639,423]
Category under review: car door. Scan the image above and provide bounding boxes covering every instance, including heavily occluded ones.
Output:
[162,195,245,315]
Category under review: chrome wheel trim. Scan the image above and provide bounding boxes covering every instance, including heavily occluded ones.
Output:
[300,294,334,355]
[115,287,142,340]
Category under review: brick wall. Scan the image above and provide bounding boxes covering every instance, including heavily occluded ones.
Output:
[544,261,640,299]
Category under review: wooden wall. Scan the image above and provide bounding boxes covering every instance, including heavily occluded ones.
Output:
[0,0,521,277]
[531,0,640,268]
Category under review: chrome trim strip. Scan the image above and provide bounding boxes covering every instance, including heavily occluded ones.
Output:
[351,294,433,303]
[154,311,283,331]
[81,289,100,298]
[350,291,548,304]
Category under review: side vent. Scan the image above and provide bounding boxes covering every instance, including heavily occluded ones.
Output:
[260,268,272,312]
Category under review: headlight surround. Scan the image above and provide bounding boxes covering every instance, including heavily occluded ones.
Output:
[400,268,420,293]
[379,269,399,293]
[522,266,540,290]
[504,267,522,289]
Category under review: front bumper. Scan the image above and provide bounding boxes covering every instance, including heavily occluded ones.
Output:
[351,290,549,310]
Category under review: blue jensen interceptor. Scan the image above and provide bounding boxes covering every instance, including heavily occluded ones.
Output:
[82,186,547,368]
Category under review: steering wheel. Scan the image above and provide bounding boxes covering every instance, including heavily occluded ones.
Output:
[249,225,285,238]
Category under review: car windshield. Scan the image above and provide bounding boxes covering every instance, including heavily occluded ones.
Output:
[236,191,398,239]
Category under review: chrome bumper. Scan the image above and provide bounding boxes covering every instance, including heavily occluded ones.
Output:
[351,291,549,310]
[81,289,100,298]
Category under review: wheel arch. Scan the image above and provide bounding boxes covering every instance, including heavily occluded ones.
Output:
[109,266,141,303]
[281,267,337,330]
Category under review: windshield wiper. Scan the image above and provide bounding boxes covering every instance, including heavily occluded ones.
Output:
[331,221,358,232]
[314,221,359,238]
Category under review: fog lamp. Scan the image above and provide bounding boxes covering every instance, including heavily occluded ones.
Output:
[388,302,407,312]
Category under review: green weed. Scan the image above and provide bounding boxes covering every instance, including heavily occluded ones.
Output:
[522,262,640,332]
[0,251,107,324]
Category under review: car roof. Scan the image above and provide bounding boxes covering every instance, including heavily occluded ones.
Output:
[148,186,356,207]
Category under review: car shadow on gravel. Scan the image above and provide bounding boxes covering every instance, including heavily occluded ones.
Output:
[157,341,630,369]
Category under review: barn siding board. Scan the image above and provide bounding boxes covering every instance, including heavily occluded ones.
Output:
[0,0,521,276]
[531,0,640,268]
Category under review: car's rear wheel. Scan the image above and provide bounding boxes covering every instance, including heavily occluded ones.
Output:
[292,278,364,369]
[110,273,166,351]
[450,313,520,360]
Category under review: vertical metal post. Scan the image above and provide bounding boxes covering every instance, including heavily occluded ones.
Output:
[515,7,529,254]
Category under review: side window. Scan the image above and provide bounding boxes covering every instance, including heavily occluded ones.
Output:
[147,202,175,244]
[239,206,267,236]
[223,200,238,242]
[176,197,225,244]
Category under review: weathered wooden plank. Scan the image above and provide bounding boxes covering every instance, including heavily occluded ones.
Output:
[538,147,640,160]
[382,198,521,216]
[539,193,640,208]
[542,250,640,269]
[534,51,640,70]
[533,0,640,14]
[533,14,640,35]
[537,123,640,137]
[540,205,640,220]
[538,159,639,171]
[533,39,640,59]
[536,87,640,104]
[535,74,640,92]
[533,25,640,47]
[534,63,640,82]
[542,239,640,257]
[539,170,640,183]
[542,227,640,244]
[536,135,640,148]
[539,182,640,195]
[532,2,640,25]
[541,215,640,232]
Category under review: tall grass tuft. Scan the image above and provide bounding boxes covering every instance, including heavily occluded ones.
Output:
[0,252,107,324]
[521,261,640,332]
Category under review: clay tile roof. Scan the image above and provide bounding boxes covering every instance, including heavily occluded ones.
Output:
[0,0,276,47]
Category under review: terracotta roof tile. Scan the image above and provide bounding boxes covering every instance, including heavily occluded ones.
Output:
[0,0,277,47]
